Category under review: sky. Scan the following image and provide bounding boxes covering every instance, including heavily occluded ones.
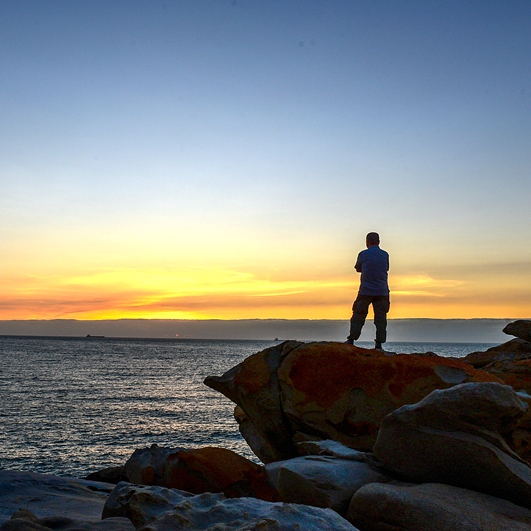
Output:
[1,0,530,323]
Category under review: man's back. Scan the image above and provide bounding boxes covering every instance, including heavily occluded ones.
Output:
[355,245,389,296]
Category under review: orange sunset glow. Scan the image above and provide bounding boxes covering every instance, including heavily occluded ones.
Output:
[1,1,530,331]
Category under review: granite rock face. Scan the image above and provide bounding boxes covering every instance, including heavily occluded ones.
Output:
[347,482,531,531]
[205,341,501,462]
[103,482,359,531]
[123,444,278,501]
[373,382,531,508]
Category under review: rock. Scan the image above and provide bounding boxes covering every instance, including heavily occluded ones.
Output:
[0,510,133,531]
[504,320,531,342]
[480,356,531,395]
[373,382,531,508]
[123,444,278,501]
[234,405,281,464]
[124,444,176,486]
[0,470,115,525]
[85,467,126,485]
[205,341,300,463]
[347,482,531,531]
[463,338,531,368]
[103,482,359,531]
[464,340,531,464]
[102,482,192,527]
[205,341,500,462]
[295,438,375,460]
[265,455,394,515]
[163,446,279,501]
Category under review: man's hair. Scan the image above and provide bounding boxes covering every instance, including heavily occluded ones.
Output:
[366,232,380,245]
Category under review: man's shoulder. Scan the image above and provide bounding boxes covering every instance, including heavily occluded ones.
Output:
[367,246,388,255]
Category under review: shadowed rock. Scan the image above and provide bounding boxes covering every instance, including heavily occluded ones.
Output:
[373,382,531,508]
[504,320,531,343]
[463,338,531,368]
[103,482,359,531]
[265,454,395,515]
[0,470,115,526]
[347,482,531,531]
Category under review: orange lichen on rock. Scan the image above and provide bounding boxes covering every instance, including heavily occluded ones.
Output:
[233,351,271,395]
[276,342,502,451]
[280,343,501,410]
[164,447,279,501]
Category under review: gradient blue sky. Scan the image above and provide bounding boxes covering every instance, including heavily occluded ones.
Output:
[1,0,530,320]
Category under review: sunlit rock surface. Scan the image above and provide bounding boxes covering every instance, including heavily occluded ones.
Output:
[205,341,501,462]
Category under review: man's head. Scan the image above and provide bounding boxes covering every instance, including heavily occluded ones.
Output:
[366,232,380,247]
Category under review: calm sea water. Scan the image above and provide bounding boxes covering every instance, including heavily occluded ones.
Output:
[0,336,497,478]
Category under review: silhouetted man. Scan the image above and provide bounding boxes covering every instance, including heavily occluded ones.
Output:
[345,232,390,350]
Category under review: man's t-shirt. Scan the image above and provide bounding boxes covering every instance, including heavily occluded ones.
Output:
[355,245,389,296]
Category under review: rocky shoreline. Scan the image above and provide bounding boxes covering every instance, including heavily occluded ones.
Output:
[2,320,531,530]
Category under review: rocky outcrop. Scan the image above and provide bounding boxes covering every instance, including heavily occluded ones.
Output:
[205,341,501,462]
[504,320,531,342]
[347,482,531,531]
[373,382,531,508]
[123,444,278,501]
[10,323,531,531]
[102,482,359,531]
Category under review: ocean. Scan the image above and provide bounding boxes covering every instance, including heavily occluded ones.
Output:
[0,336,497,478]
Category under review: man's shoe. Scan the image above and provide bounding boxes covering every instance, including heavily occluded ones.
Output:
[344,339,354,345]
[375,341,383,351]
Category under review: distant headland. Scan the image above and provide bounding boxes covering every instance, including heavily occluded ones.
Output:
[0,318,523,343]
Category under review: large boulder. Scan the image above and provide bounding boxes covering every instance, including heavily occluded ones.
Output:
[103,482,359,531]
[205,341,300,463]
[205,341,501,462]
[462,338,531,464]
[504,320,531,343]
[347,482,531,531]
[373,382,531,508]
[123,444,278,501]
[265,454,395,515]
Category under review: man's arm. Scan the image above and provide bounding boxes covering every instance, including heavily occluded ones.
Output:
[355,253,363,273]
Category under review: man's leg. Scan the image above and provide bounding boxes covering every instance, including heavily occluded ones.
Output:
[373,295,390,347]
[348,295,371,341]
